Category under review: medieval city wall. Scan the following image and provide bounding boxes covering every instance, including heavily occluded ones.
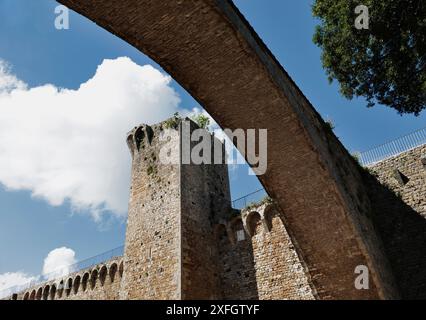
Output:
[366,145,426,299]
[11,257,123,300]
[215,202,315,300]
[10,117,426,300]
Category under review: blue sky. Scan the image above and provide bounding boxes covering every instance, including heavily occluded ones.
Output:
[0,0,425,286]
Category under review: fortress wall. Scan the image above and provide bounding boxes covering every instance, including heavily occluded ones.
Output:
[180,122,232,299]
[369,145,426,217]
[11,257,123,300]
[216,203,315,300]
[216,217,259,300]
[366,145,426,299]
[121,124,181,300]
[246,204,314,300]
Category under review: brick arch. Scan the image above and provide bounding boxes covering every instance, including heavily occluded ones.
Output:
[30,290,36,300]
[99,266,108,286]
[264,204,282,232]
[134,127,145,152]
[50,284,57,300]
[90,269,98,290]
[36,287,43,300]
[245,211,263,237]
[82,272,90,292]
[57,280,64,299]
[56,0,398,299]
[65,278,73,297]
[42,285,50,300]
[73,275,81,294]
[109,263,118,283]
[23,292,30,300]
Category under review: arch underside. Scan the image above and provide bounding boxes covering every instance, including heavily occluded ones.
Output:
[57,0,399,299]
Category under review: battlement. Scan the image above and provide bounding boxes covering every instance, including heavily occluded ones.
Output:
[126,117,227,168]
[6,257,124,301]
[126,124,155,156]
[213,198,315,300]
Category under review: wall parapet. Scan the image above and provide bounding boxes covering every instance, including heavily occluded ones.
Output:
[1,246,124,300]
[360,127,426,166]
[5,257,124,301]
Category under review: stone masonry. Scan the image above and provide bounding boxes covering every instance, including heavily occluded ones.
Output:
[7,119,426,300]
[365,145,426,299]
[6,118,316,300]
[57,0,400,299]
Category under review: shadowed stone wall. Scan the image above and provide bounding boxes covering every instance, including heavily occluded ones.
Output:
[366,145,426,299]
[215,202,315,300]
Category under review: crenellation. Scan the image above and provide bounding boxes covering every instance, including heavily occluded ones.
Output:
[214,201,315,300]
[7,257,124,300]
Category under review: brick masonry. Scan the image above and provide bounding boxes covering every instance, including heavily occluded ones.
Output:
[7,119,426,300]
[11,258,123,300]
[216,202,315,300]
[366,145,426,299]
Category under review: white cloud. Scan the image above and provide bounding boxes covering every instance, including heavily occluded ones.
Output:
[0,57,181,220]
[0,60,27,94]
[0,272,38,298]
[42,247,76,280]
[0,247,78,298]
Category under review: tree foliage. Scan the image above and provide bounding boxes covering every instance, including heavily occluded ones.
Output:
[312,0,426,115]
[190,113,211,129]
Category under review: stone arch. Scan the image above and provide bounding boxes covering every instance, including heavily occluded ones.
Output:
[246,211,263,236]
[50,285,56,300]
[57,280,64,299]
[90,269,98,290]
[109,263,118,283]
[214,224,230,248]
[119,261,124,278]
[42,285,50,300]
[52,0,396,299]
[65,278,73,297]
[23,292,30,300]
[230,217,247,244]
[264,204,282,232]
[82,272,90,292]
[99,266,108,286]
[134,127,145,151]
[29,290,36,300]
[73,275,81,294]
[36,287,42,300]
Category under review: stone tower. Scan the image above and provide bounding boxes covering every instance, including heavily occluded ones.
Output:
[120,118,232,300]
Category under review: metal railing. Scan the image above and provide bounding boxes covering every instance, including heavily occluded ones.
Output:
[0,245,124,299]
[232,188,267,210]
[359,126,426,166]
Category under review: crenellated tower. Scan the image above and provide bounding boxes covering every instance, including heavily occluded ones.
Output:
[120,117,232,300]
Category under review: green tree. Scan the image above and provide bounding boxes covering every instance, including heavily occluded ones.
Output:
[312,0,426,115]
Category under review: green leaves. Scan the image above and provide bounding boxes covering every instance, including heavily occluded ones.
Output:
[312,0,426,115]
[190,113,211,129]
